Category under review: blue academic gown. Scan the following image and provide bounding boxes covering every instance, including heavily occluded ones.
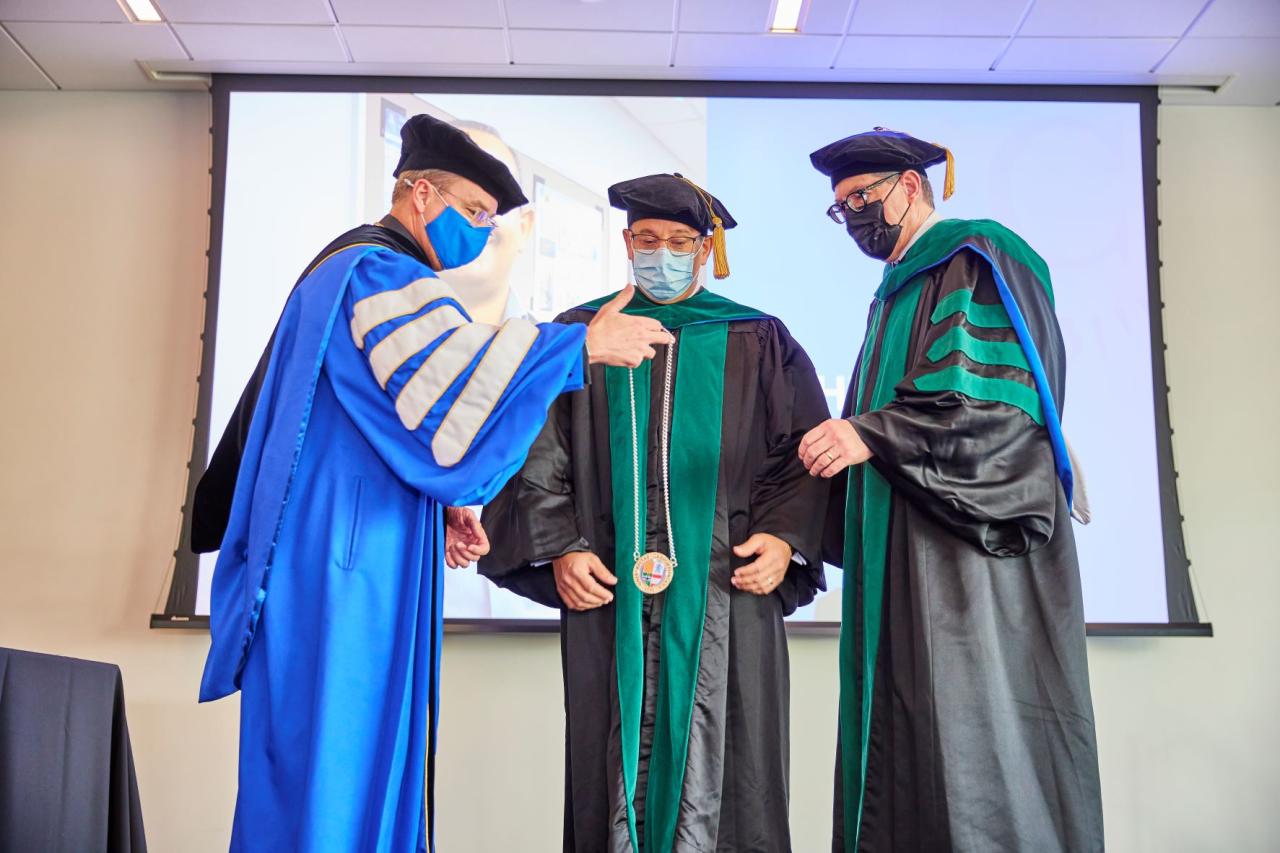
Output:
[198,244,586,852]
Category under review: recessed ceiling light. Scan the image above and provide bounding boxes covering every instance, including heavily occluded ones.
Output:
[769,0,806,33]
[119,0,163,23]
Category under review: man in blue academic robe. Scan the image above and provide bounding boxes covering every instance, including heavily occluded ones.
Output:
[196,114,672,852]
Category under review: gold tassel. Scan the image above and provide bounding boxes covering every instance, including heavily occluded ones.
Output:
[710,216,730,280]
[942,146,955,201]
[676,173,730,279]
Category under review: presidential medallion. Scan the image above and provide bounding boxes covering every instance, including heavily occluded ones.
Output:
[633,551,675,595]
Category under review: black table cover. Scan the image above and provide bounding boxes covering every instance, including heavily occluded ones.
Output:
[0,648,147,852]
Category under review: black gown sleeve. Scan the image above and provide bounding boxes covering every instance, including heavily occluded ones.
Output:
[851,250,1060,557]
[478,389,587,609]
[748,321,831,613]
[189,336,273,553]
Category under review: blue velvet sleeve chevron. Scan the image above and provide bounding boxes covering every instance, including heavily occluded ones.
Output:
[325,248,586,506]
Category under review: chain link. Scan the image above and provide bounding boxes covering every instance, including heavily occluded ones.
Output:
[660,339,677,567]
[628,367,640,560]
[628,339,677,566]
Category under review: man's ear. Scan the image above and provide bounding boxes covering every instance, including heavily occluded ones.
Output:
[902,170,923,204]
[416,178,444,219]
[518,208,535,243]
[698,236,713,266]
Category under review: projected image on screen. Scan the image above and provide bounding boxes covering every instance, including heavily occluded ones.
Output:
[198,88,1166,625]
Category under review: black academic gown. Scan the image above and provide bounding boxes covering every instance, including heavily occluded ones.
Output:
[481,311,830,853]
[189,217,429,553]
[827,249,1104,852]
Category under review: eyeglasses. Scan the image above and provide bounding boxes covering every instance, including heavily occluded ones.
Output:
[627,231,703,257]
[437,186,499,228]
[826,173,900,224]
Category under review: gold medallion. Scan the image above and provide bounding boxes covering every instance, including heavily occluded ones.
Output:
[633,551,675,595]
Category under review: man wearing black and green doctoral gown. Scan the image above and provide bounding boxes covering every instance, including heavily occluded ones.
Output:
[480,174,829,851]
[800,129,1104,852]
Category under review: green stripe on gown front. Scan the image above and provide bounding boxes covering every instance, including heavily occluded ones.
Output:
[606,320,729,853]
[840,279,923,851]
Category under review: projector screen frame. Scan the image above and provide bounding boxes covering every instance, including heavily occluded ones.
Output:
[153,73,1206,639]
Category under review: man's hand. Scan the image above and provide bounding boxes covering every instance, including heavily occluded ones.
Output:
[799,418,872,478]
[444,507,490,568]
[731,533,793,596]
[585,285,675,368]
[553,551,618,611]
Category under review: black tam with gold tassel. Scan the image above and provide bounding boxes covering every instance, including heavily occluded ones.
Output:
[607,173,737,279]
[809,127,955,201]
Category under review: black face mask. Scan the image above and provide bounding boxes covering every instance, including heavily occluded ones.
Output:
[844,186,912,261]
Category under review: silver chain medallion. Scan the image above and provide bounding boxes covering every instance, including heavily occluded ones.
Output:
[631,338,677,595]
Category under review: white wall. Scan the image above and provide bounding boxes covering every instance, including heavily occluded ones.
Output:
[1084,105,1280,851]
[0,90,1275,852]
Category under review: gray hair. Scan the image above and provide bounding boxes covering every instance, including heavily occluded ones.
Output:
[861,169,935,208]
[915,171,935,208]
[391,168,457,204]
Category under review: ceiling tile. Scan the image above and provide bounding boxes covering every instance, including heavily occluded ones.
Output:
[330,0,504,28]
[0,24,53,87]
[835,35,1005,70]
[1020,0,1207,38]
[677,0,854,34]
[171,23,345,62]
[1160,34,1280,71]
[511,28,670,65]
[678,0,771,33]
[154,0,334,25]
[505,0,676,33]
[1189,0,1280,38]
[0,0,126,22]
[342,25,507,64]
[4,20,186,88]
[804,0,859,34]
[849,0,1027,36]
[675,32,841,67]
[999,37,1175,72]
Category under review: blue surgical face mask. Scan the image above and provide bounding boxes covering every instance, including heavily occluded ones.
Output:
[419,182,493,270]
[631,248,701,302]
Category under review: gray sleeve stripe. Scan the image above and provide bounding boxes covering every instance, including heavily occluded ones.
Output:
[432,319,540,468]
[393,323,497,431]
[367,304,468,388]
[349,276,462,349]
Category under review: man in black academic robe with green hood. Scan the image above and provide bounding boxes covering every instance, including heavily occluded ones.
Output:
[800,129,1104,852]
[481,174,829,852]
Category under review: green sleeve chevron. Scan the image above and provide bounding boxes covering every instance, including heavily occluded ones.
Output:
[913,366,1044,425]
[926,326,1030,370]
[930,288,1013,329]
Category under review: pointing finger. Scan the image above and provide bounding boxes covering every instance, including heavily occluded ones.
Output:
[601,284,635,316]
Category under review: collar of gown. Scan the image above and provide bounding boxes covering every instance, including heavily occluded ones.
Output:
[376,214,432,267]
[889,208,941,266]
